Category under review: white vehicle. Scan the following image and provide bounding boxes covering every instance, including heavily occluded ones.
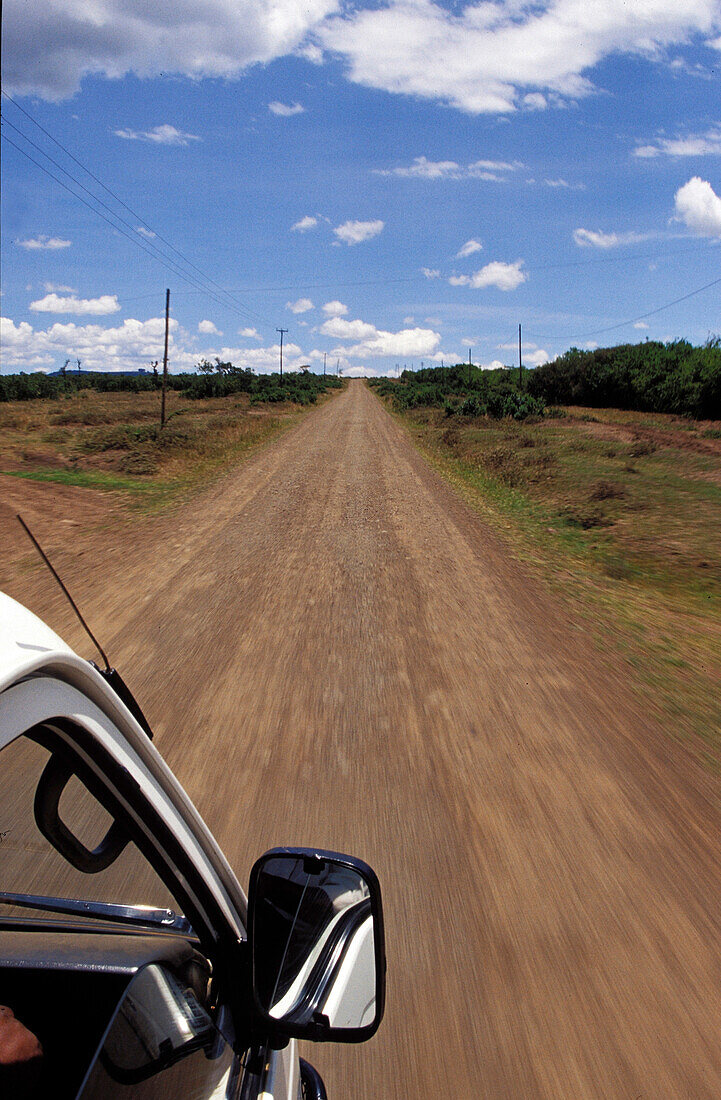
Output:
[0,591,386,1099]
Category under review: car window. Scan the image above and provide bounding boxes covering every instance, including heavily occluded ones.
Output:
[76,964,237,1100]
[0,732,182,927]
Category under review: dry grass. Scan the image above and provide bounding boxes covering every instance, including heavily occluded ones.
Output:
[0,389,303,510]
[394,402,721,762]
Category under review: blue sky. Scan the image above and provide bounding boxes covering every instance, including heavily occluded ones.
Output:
[1,0,720,376]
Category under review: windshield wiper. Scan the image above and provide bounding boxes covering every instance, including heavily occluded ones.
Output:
[0,891,193,934]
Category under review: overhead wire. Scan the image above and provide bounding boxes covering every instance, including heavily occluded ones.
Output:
[1,94,272,326]
[1,130,244,314]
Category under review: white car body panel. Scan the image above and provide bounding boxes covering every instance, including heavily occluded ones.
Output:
[0,592,300,1100]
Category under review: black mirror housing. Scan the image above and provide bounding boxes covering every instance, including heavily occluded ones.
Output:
[247,847,386,1043]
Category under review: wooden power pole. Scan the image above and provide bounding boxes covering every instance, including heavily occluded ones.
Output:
[161,288,170,428]
[518,323,523,390]
[276,328,287,383]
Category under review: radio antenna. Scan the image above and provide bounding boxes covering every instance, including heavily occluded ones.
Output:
[16,514,110,671]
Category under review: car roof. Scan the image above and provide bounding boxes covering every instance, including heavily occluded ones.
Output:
[0,592,77,693]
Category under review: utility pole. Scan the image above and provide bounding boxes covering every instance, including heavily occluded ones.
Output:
[468,347,472,387]
[323,351,327,377]
[161,288,170,428]
[518,323,523,390]
[276,328,287,382]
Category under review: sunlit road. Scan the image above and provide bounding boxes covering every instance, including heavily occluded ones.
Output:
[7,380,721,1097]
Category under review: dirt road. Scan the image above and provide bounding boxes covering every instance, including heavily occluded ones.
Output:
[5,380,721,1097]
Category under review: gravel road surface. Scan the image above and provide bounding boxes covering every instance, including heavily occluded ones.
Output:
[4,380,721,1097]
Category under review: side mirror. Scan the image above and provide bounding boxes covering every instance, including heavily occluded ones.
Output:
[248,847,386,1043]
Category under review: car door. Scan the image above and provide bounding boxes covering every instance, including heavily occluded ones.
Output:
[0,613,299,1098]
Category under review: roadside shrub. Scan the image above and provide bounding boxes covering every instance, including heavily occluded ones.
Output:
[589,480,627,501]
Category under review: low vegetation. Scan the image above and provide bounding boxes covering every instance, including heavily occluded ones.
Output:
[0,373,339,509]
[0,363,342,407]
[374,362,721,764]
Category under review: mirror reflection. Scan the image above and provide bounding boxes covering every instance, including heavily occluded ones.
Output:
[253,855,377,1031]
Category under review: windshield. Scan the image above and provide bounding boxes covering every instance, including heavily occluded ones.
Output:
[0,732,185,930]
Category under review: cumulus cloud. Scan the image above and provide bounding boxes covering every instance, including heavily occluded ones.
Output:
[0,315,178,371]
[674,176,721,236]
[239,326,262,338]
[573,227,648,248]
[319,317,377,340]
[524,348,550,366]
[292,215,318,232]
[376,156,520,180]
[317,0,721,114]
[17,236,71,250]
[3,0,339,100]
[198,319,221,334]
[268,101,305,116]
[0,312,319,374]
[635,126,721,157]
[634,321,650,329]
[29,293,121,315]
[287,297,314,313]
[136,226,156,238]
[322,300,348,316]
[333,219,384,245]
[114,124,200,145]
[44,282,76,293]
[6,0,721,114]
[457,238,483,258]
[421,267,441,279]
[449,260,527,291]
[326,317,442,359]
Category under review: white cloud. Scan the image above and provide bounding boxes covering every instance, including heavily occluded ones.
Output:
[674,176,721,236]
[322,300,348,316]
[573,227,648,248]
[136,226,156,238]
[333,219,384,245]
[403,315,414,324]
[0,312,321,374]
[292,215,318,232]
[3,0,339,100]
[29,293,121,316]
[635,126,721,157]
[320,317,377,340]
[332,325,442,360]
[198,319,221,335]
[287,297,314,313]
[114,124,200,145]
[239,327,262,338]
[17,235,71,251]
[450,260,527,291]
[421,267,441,279]
[634,321,650,329]
[376,156,519,180]
[0,315,178,371]
[544,178,584,189]
[457,238,483,258]
[318,0,721,115]
[268,101,305,116]
[523,93,548,110]
[524,348,550,366]
[44,282,76,293]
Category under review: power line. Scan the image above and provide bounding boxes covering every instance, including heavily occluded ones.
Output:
[1,131,257,324]
[524,273,721,345]
[577,275,721,339]
[1,94,271,326]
